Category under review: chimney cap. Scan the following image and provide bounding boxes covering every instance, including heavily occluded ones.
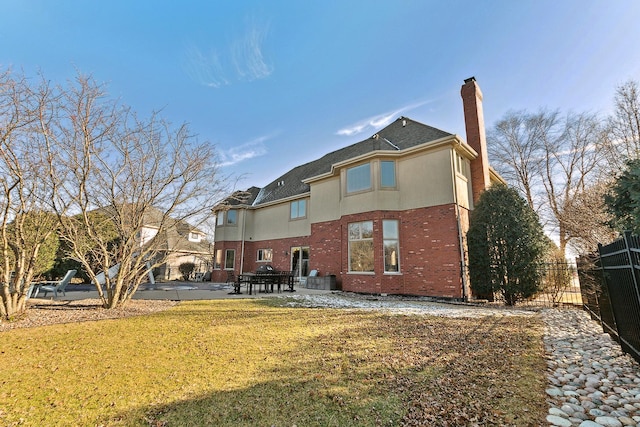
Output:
[464,76,476,84]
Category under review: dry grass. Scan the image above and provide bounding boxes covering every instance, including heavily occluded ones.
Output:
[0,299,547,426]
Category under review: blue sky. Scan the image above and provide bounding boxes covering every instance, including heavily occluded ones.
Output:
[1,1,639,189]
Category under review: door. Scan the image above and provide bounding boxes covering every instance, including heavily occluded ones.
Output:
[290,246,309,280]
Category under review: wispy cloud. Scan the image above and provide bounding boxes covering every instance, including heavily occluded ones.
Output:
[218,134,274,167]
[183,15,273,88]
[182,45,229,89]
[232,18,273,81]
[336,100,431,136]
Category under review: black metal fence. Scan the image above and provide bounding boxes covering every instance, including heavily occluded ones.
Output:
[474,262,583,308]
[577,231,640,364]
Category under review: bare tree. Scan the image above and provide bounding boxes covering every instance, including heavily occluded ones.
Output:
[43,74,228,309]
[561,181,617,254]
[604,80,640,169]
[488,110,606,256]
[0,70,59,319]
[487,109,560,212]
[540,112,604,255]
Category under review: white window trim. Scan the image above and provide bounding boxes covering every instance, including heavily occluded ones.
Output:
[383,219,401,274]
[348,220,375,273]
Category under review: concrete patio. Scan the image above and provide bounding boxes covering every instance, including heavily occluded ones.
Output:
[36,281,335,302]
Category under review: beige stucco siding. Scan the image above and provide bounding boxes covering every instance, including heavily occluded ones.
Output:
[213,209,249,242]
[311,148,456,221]
[216,144,469,243]
[307,147,459,222]
[309,178,341,223]
[214,205,311,243]
[245,201,311,241]
[455,172,471,210]
[396,148,455,208]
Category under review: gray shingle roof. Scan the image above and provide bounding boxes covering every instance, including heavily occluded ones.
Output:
[247,116,453,206]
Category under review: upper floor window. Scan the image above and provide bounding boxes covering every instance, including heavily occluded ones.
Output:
[348,221,374,272]
[226,209,237,225]
[380,160,396,188]
[257,248,273,262]
[216,209,238,226]
[290,199,307,219]
[455,153,467,176]
[346,163,371,193]
[189,232,202,242]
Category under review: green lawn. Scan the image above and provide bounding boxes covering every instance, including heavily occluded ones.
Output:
[0,299,547,426]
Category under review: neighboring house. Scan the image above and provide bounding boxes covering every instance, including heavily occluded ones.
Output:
[212,78,503,299]
[92,205,214,282]
[140,208,214,281]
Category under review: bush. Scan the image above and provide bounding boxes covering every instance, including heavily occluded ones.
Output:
[467,185,547,305]
[178,262,195,281]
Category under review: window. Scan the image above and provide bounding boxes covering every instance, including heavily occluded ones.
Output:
[290,199,307,219]
[226,209,237,225]
[380,161,396,188]
[455,154,467,176]
[224,249,235,269]
[189,232,202,242]
[257,248,273,262]
[216,213,224,226]
[214,249,223,269]
[383,220,400,272]
[346,163,371,193]
[348,221,374,272]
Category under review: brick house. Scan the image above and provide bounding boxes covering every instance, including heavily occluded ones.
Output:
[212,77,503,299]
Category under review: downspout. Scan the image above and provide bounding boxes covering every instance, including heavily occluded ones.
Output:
[450,147,468,301]
[239,209,246,274]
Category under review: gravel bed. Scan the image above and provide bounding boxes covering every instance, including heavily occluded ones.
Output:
[0,299,179,332]
[280,292,538,317]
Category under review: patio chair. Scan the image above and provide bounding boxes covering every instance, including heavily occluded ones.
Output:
[93,264,120,288]
[299,269,318,287]
[38,269,77,298]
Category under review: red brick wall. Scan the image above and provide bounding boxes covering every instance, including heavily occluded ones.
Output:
[398,205,464,298]
[213,204,466,299]
[311,204,465,298]
[210,237,310,282]
[210,241,242,283]
[461,77,491,205]
[309,221,342,279]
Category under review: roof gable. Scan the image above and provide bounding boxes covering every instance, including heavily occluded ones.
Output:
[251,117,453,206]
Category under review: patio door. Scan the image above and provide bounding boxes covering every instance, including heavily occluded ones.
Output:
[290,246,309,280]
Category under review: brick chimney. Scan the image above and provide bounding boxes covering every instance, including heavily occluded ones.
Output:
[461,77,490,205]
